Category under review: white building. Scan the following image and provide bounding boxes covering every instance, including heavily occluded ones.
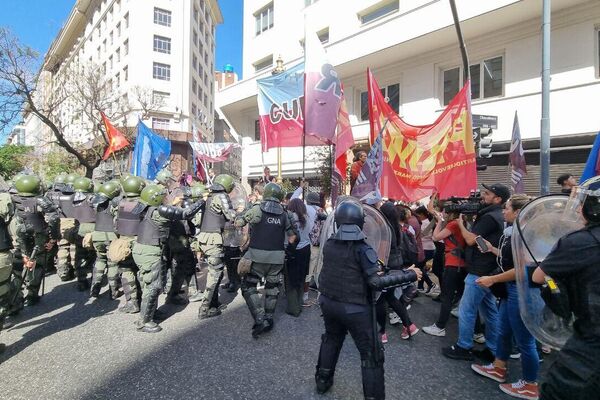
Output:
[217,0,600,193]
[27,0,222,174]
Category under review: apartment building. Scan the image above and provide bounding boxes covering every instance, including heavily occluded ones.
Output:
[217,0,600,194]
[25,0,222,173]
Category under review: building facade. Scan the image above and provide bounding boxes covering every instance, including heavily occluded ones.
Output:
[27,0,222,174]
[217,0,600,194]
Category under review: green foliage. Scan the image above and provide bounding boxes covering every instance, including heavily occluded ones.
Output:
[32,149,80,180]
[0,144,32,179]
[279,178,295,194]
[312,147,333,197]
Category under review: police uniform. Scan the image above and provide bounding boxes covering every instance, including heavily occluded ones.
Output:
[235,198,296,337]
[72,192,97,289]
[538,224,600,399]
[90,196,119,298]
[56,190,78,281]
[0,191,14,350]
[315,202,418,400]
[115,195,143,313]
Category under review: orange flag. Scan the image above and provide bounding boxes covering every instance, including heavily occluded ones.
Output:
[101,112,130,160]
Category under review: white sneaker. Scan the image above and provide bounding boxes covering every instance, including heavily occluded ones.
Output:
[451,307,459,318]
[425,284,440,297]
[422,324,446,337]
[389,312,401,325]
[473,333,486,344]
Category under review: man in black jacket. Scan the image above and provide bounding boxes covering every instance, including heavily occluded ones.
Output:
[443,183,508,362]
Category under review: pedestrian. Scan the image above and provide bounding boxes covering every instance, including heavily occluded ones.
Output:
[350,151,367,190]
[412,205,438,295]
[260,166,275,184]
[531,176,600,399]
[283,198,312,317]
[470,194,540,400]
[315,201,421,399]
[556,173,577,194]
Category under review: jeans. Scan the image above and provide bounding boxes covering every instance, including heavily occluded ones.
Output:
[496,282,539,382]
[457,273,499,352]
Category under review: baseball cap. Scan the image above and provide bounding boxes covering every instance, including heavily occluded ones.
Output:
[481,183,510,203]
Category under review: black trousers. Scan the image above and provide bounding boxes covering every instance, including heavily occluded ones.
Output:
[432,242,445,287]
[436,267,466,329]
[223,246,241,288]
[317,296,385,400]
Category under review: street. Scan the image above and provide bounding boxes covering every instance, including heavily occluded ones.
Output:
[0,273,545,400]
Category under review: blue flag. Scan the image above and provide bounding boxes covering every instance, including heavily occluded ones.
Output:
[580,132,600,183]
[131,120,171,180]
[351,120,388,204]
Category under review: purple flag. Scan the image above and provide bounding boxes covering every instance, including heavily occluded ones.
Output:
[509,111,527,193]
[351,121,387,203]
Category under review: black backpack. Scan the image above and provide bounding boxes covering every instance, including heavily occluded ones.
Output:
[398,226,419,266]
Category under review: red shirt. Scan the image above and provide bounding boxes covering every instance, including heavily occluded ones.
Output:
[443,220,466,267]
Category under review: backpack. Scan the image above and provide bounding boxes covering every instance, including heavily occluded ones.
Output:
[398,225,419,266]
[308,206,325,246]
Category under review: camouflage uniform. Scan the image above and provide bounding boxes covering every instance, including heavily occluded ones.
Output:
[0,190,14,349]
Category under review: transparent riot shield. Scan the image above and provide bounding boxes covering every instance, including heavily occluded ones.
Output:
[164,187,185,207]
[314,197,391,286]
[223,182,249,248]
[513,194,585,349]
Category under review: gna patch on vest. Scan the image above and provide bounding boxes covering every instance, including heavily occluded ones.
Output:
[266,216,282,225]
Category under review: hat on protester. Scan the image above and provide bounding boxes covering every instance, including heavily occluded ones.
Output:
[482,183,510,203]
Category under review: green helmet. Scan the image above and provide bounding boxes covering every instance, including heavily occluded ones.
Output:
[155,169,174,185]
[99,181,121,199]
[15,175,42,197]
[211,174,234,193]
[65,173,78,185]
[54,174,67,184]
[73,177,94,193]
[190,184,207,199]
[140,184,166,206]
[122,176,146,197]
[263,182,284,202]
[119,173,133,185]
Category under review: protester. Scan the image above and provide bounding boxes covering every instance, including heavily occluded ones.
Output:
[260,166,276,184]
[556,173,577,194]
[284,198,313,316]
[350,151,367,190]
[443,183,509,362]
[413,205,438,295]
[422,205,466,337]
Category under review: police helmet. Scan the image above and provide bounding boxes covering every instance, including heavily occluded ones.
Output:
[98,181,121,199]
[333,201,366,241]
[140,184,166,207]
[121,176,146,197]
[210,174,234,193]
[155,169,174,185]
[263,183,284,202]
[14,174,42,197]
[73,177,94,193]
[579,176,600,224]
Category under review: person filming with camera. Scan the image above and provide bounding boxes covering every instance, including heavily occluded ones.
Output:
[442,183,509,363]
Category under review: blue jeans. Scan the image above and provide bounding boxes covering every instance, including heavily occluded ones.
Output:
[457,273,499,352]
[496,282,539,382]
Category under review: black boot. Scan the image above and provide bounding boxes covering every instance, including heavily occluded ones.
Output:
[23,295,40,307]
[90,283,101,298]
[251,318,270,339]
[361,365,385,400]
[135,296,162,333]
[315,368,334,394]
[165,293,189,305]
[77,279,90,292]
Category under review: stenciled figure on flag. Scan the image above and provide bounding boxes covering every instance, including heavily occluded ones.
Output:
[351,125,384,203]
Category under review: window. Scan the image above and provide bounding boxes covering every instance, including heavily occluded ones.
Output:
[152,117,170,130]
[255,3,274,36]
[153,62,171,80]
[124,12,129,28]
[193,7,199,22]
[102,62,106,74]
[110,31,113,45]
[204,51,208,65]
[115,72,120,86]
[305,0,319,6]
[153,35,171,54]
[109,55,113,70]
[192,78,197,94]
[153,91,169,104]
[360,82,400,120]
[193,30,198,47]
[359,1,399,25]
[123,66,128,81]
[116,48,120,62]
[124,39,129,55]
[97,46,101,60]
[193,54,197,71]
[192,103,197,118]
[254,55,273,73]
[103,39,107,53]
[203,93,208,107]
[154,7,171,26]
[318,28,329,44]
[254,120,261,141]
[442,55,504,105]
[117,23,121,37]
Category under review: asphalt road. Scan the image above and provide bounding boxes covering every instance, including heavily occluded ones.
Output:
[0,273,549,400]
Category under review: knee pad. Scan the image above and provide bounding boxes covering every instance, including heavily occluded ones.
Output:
[207,256,223,267]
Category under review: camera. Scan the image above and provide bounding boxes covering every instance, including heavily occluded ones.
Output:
[441,191,482,215]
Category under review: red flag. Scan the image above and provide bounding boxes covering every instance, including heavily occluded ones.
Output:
[367,69,476,200]
[101,112,130,160]
[334,87,354,176]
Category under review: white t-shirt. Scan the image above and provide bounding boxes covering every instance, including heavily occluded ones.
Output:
[420,218,436,251]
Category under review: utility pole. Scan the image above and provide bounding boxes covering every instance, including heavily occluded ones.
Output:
[540,0,551,195]
[271,55,285,182]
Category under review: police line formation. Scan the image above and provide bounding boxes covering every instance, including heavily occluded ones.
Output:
[0,170,598,400]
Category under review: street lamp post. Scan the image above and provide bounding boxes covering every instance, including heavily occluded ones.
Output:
[271,55,285,183]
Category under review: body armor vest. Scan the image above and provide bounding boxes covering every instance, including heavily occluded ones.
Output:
[46,190,61,207]
[116,199,142,236]
[319,239,370,305]
[13,196,47,234]
[249,207,287,251]
[73,198,96,223]
[0,218,12,251]
[95,204,114,232]
[59,194,75,218]
[200,194,229,233]
[137,207,169,246]
[171,219,195,237]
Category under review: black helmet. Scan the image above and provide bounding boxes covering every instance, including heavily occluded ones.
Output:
[580,176,600,224]
[306,192,320,206]
[333,201,366,241]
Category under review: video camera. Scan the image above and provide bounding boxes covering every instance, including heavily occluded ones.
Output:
[441,191,482,215]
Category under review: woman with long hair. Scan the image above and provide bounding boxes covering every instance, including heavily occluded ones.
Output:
[284,198,313,317]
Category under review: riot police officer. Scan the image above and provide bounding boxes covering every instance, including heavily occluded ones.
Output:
[0,183,14,352]
[532,176,600,399]
[72,177,97,291]
[56,173,79,281]
[315,201,421,400]
[195,174,237,320]
[90,180,121,299]
[10,174,60,306]
[114,175,146,313]
[131,184,204,332]
[235,182,297,338]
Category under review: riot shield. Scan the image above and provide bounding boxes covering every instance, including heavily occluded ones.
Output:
[223,182,249,248]
[314,198,391,286]
[164,187,185,206]
[513,194,585,349]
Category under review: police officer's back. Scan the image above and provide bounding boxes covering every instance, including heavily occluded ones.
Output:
[316,201,421,400]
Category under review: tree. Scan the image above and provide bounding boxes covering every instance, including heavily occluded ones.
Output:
[0,144,32,178]
[0,28,163,178]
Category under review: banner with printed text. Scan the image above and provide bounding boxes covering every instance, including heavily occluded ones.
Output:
[367,69,477,201]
